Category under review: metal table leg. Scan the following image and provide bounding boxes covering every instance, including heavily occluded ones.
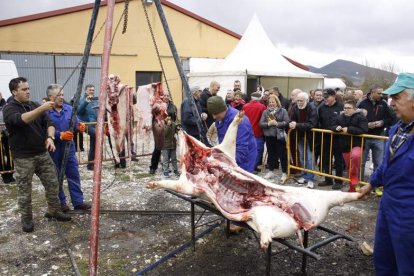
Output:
[302,230,309,275]
[266,243,271,276]
[191,202,195,251]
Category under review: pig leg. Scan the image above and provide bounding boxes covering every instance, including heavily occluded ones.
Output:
[248,206,298,250]
[215,111,244,160]
[147,179,202,196]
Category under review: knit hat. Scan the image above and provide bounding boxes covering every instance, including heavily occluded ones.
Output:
[250,92,262,100]
[207,96,227,114]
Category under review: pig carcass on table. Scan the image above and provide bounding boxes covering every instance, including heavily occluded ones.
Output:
[147,112,363,249]
[106,75,134,163]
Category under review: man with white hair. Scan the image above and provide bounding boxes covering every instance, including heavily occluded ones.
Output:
[353,89,364,103]
[289,91,318,188]
[360,73,414,275]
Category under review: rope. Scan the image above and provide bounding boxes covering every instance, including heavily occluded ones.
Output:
[141,0,173,103]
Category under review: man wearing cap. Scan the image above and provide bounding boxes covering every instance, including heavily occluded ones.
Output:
[359,73,414,275]
[242,92,267,171]
[357,84,395,187]
[181,86,206,140]
[317,88,344,190]
[207,96,257,173]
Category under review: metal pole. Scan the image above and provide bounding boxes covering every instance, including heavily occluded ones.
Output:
[88,0,116,275]
[152,0,211,146]
[57,0,101,202]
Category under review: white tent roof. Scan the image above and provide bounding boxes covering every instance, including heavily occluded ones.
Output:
[324,78,346,89]
[190,14,323,79]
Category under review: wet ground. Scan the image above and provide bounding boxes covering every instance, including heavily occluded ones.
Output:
[0,155,378,275]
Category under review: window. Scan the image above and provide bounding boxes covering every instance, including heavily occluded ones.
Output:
[135,71,161,90]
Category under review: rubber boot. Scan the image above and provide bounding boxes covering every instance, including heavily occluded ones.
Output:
[21,217,34,233]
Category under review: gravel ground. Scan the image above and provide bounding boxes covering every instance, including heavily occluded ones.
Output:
[0,153,378,275]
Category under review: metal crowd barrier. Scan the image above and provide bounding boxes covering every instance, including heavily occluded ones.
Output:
[287,128,388,185]
[76,121,153,165]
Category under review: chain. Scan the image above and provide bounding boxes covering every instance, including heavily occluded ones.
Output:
[122,0,129,34]
[141,0,173,103]
[61,20,106,89]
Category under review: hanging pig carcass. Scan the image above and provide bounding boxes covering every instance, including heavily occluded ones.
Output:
[106,75,134,163]
[133,83,168,153]
[147,112,363,249]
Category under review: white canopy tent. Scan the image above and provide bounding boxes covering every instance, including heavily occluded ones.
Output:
[188,14,324,98]
[324,78,346,90]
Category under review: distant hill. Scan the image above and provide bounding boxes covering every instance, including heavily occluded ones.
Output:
[308,59,397,86]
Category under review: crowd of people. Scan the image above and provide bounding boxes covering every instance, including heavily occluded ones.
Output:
[177,79,397,194]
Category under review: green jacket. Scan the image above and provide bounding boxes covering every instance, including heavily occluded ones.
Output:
[163,122,178,150]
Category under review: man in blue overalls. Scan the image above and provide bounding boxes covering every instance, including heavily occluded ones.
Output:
[360,73,414,275]
[47,84,91,212]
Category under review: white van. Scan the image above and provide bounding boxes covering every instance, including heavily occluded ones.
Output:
[0,60,18,100]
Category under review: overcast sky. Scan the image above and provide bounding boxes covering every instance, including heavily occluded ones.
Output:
[1,0,413,72]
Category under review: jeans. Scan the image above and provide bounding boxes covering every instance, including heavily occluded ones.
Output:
[321,134,344,183]
[362,138,384,181]
[162,148,178,173]
[298,139,314,181]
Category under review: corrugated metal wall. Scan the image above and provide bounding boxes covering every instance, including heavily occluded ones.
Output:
[0,53,101,103]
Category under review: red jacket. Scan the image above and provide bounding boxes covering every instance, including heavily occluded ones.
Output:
[242,100,267,137]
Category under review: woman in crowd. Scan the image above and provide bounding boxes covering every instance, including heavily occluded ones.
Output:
[231,90,246,110]
[260,95,289,183]
[331,97,368,192]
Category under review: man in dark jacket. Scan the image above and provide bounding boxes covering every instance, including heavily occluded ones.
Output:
[199,81,220,127]
[181,86,207,140]
[317,88,344,189]
[270,86,289,111]
[3,77,71,232]
[357,84,395,183]
[289,91,318,188]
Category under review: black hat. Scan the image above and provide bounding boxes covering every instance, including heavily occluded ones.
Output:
[323,88,336,97]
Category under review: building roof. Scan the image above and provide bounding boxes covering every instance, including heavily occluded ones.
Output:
[0,0,241,39]
[0,0,309,71]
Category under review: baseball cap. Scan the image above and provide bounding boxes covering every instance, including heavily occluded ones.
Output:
[323,88,336,98]
[384,73,414,95]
